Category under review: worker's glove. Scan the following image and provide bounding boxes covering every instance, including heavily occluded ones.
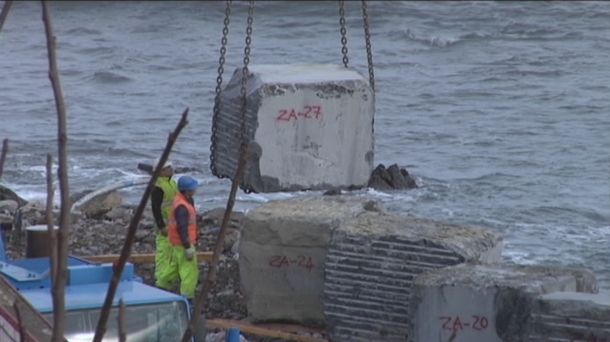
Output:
[185,247,195,261]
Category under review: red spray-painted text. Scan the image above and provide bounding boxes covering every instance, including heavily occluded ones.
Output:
[268,255,315,272]
[276,106,323,122]
[439,316,489,332]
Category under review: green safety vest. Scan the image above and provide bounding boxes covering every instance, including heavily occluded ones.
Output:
[153,177,179,229]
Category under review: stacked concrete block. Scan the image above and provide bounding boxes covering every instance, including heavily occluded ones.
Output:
[211,63,375,193]
[238,195,385,327]
[529,291,610,342]
[407,263,599,342]
[323,212,504,342]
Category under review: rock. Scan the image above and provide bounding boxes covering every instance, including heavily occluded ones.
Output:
[0,213,13,230]
[200,207,244,230]
[105,207,132,221]
[367,163,417,190]
[407,263,600,342]
[73,190,123,219]
[0,184,28,207]
[323,212,503,342]
[530,291,610,342]
[238,195,385,327]
[0,200,18,215]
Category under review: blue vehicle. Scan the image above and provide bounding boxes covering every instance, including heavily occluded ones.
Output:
[0,230,205,341]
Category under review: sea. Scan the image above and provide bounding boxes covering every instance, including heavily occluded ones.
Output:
[0,1,608,288]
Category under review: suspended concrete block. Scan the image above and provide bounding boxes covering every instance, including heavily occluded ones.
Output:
[529,291,610,342]
[323,213,504,342]
[407,263,599,342]
[211,63,375,193]
[238,195,386,327]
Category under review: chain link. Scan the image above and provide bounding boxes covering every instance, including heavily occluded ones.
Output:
[361,0,375,92]
[238,0,255,193]
[338,0,349,68]
[210,0,233,178]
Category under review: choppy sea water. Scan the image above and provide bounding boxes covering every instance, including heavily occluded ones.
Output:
[0,1,608,288]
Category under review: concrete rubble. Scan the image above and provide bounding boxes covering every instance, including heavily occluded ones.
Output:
[238,195,386,327]
[407,263,600,342]
[324,212,504,342]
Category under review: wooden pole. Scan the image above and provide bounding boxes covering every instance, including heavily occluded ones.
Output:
[0,139,8,182]
[0,0,13,33]
[91,108,189,342]
[45,154,58,286]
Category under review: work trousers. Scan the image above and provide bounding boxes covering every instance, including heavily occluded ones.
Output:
[154,233,173,290]
[163,245,199,299]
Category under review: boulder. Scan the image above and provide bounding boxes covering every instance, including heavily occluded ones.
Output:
[0,200,19,215]
[367,163,417,191]
[0,184,28,207]
[238,195,385,327]
[324,213,503,342]
[407,263,599,342]
[199,207,244,230]
[72,190,123,219]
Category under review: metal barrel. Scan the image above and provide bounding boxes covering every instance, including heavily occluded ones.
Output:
[25,225,58,259]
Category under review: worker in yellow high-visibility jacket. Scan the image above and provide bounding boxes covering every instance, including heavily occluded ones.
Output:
[166,175,200,300]
[149,158,179,290]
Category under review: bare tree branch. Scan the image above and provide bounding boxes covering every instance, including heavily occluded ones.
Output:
[0,0,13,33]
[92,108,189,342]
[41,1,72,341]
[118,299,126,342]
[12,301,25,342]
[45,154,58,285]
[0,138,8,181]
[181,146,250,342]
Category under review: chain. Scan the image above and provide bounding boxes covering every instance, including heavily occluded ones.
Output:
[210,0,233,178]
[338,0,349,68]
[238,0,254,193]
[361,0,375,92]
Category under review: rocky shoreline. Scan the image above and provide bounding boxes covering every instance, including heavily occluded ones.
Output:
[0,193,316,342]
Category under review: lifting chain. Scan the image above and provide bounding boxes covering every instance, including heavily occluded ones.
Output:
[338,0,349,68]
[361,0,375,92]
[210,0,233,178]
[238,0,255,193]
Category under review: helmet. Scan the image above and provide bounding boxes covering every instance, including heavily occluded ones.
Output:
[153,157,173,169]
[178,176,199,191]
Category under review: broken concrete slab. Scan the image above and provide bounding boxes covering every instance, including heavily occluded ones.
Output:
[407,263,599,342]
[323,213,503,342]
[238,195,385,327]
[529,291,610,342]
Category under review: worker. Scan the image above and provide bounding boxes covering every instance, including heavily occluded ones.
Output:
[166,175,200,301]
[150,157,179,291]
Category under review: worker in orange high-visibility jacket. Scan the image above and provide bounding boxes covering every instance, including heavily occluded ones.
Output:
[166,175,200,300]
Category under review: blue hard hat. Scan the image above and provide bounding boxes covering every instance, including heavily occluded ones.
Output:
[177,176,199,191]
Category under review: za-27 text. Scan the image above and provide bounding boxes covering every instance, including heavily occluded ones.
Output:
[268,255,315,272]
[276,106,323,122]
[439,315,489,331]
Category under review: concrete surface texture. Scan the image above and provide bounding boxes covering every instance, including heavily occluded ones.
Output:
[238,195,385,327]
[529,291,610,342]
[407,263,600,342]
[211,63,375,193]
[323,212,504,342]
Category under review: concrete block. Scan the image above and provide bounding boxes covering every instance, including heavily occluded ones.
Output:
[323,213,503,342]
[238,195,384,327]
[529,291,610,342]
[407,263,599,342]
[211,63,375,193]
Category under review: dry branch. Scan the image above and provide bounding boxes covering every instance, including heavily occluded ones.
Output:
[45,154,58,285]
[0,138,8,181]
[0,0,13,33]
[41,1,72,341]
[92,108,189,342]
[13,301,25,342]
[118,299,126,342]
